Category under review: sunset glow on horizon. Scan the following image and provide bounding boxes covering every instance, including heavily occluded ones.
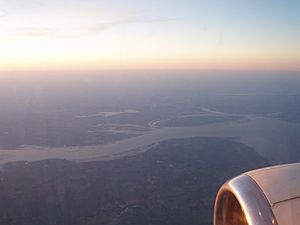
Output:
[0,0,299,71]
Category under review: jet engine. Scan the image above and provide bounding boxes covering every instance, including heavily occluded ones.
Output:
[214,163,300,225]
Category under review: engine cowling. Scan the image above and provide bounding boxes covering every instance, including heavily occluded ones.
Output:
[214,163,300,225]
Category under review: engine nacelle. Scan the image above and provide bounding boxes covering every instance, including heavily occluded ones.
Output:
[214,163,300,225]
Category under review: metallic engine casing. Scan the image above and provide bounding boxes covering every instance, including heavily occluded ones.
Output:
[214,163,300,225]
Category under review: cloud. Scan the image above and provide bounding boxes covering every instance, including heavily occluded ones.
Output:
[1,13,174,38]
[1,0,47,10]
[5,27,58,37]
[0,8,8,17]
[86,14,174,34]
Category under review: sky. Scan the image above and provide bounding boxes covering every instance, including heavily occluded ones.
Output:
[0,0,299,71]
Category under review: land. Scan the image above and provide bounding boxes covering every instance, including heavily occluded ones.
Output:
[153,115,243,127]
[0,137,267,225]
[0,71,299,225]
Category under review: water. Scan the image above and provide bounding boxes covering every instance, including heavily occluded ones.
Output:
[0,115,299,165]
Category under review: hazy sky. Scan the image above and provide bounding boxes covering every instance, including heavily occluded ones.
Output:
[0,0,299,71]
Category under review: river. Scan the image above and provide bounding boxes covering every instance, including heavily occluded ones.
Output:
[0,115,299,165]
